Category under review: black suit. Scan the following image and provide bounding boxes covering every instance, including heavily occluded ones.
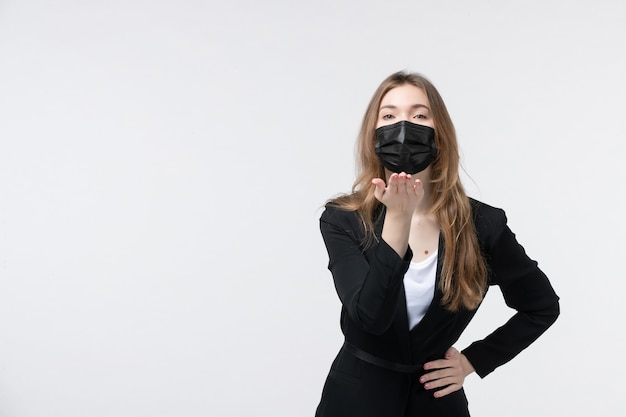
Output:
[315,199,560,416]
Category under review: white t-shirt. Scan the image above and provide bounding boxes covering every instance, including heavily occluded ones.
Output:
[403,250,438,330]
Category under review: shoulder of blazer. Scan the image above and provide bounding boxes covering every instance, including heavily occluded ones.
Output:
[320,204,361,230]
[320,204,384,244]
[469,198,508,252]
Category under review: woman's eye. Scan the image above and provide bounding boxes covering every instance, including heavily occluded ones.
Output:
[382,114,394,120]
[414,114,427,119]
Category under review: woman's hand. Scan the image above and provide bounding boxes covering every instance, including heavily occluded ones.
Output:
[372,172,423,257]
[372,172,423,217]
[420,347,475,398]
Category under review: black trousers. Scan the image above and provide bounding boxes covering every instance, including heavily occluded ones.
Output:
[315,347,471,417]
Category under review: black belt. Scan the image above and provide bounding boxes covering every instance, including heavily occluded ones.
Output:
[342,341,423,374]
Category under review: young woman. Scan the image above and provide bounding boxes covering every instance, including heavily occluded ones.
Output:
[315,71,560,417]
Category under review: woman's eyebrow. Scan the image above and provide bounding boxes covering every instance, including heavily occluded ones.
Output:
[379,104,430,111]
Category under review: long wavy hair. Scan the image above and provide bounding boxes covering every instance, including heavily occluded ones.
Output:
[328,71,487,311]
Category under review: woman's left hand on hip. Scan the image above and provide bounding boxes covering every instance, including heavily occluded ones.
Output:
[420,347,475,398]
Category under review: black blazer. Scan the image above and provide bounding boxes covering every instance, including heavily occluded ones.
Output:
[315,199,559,416]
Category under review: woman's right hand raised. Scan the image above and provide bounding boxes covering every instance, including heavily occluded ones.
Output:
[372,172,423,218]
[372,172,423,257]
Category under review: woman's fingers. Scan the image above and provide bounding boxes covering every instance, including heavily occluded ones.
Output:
[402,173,412,194]
[421,347,467,398]
[431,383,462,398]
[420,367,457,384]
[423,347,459,373]
[389,173,416,195]
[423,375,457,391]
[414,179,423,198]
[388,173,399,193]
[372,172,423,211]
[372,178,386,201]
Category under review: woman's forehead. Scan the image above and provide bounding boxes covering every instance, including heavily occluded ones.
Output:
[380,85,430,109]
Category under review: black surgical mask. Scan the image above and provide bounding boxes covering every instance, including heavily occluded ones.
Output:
[374,121,437,174]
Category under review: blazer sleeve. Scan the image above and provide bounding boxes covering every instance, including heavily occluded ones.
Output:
[320,206,412,335]
[462,210,560,378]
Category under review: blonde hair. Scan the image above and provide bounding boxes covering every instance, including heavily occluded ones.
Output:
[329,71,487,311]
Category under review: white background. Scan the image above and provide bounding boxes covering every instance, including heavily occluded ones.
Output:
[1,1,624,416]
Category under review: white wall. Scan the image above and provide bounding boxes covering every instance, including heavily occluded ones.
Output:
[0,1,624,416]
